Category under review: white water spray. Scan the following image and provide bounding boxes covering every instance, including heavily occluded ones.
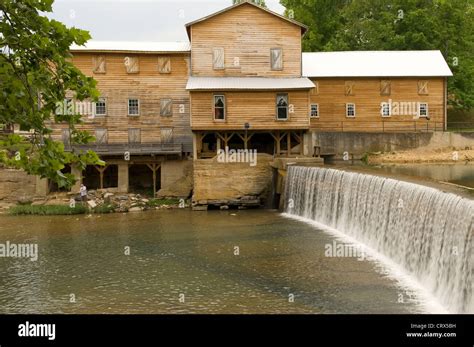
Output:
[284,166,473,313]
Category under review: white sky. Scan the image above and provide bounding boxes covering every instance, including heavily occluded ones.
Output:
[50,0,286,42]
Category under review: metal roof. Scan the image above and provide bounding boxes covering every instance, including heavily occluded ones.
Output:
[70,41,191,53]
[302,51,453,77]
[186,76,315,91]
[185,1,308,38]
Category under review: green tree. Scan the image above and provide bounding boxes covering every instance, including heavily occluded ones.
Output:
[233,0,267,8]
[281,0,474,110]
[0,0,103,189]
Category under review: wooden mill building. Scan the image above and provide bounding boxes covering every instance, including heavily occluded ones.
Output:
[47,1,452,204]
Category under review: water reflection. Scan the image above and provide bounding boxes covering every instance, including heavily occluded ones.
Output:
[0,210,420,314]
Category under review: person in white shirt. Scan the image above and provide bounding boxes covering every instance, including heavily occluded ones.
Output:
[79,184,87,203]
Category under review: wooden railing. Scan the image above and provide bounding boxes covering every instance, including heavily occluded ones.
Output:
[64,142,183,155]
[312,120,447,132]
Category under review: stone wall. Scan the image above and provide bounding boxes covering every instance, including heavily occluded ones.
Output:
[0,168,37,202]
[157,158,193,198]
[193,154,273,205]
[310,131,474,159]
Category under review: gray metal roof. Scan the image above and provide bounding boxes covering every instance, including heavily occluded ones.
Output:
[303,50,453,77]
[186,76,315,91]
[70,41,191,53]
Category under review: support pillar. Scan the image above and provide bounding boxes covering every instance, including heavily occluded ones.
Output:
[71,164,82,193]
[118,163,129,193]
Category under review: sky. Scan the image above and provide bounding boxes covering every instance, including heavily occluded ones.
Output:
[50,0,287,42]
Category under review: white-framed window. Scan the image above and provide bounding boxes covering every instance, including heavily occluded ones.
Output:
[270,48,283,70]
[418,103,429,117]
[276,93,289,120]
[381,102,391,117]
[346,103,356,118]
[213,47,224,70]
[95,98,107,116]
[310,104,319,118]
[214,95,225,121]
[128,99,140,116]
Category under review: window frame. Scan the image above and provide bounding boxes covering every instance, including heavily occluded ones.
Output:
[128,99,140,116]
[310,103,319,118]
[276,93,289,121]
[381,102,391,118]
[418,102,429,118]
[95,97,107,116]
[346,103,356,118]
[213,94,226,121]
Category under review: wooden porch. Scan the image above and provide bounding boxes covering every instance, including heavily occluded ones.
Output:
[192,130,307,159]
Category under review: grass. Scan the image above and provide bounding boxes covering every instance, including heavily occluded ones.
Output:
[9,203,117,215]
[9,204,87,215]
[146,198,182,207]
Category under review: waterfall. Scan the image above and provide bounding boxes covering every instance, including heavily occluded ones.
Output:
[284,166,473,314]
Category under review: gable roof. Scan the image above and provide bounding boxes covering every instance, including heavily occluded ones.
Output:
[70,41,191,54]
[302,51,453,78]
[185,1,308,39]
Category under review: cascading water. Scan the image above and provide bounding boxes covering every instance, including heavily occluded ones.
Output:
[284,166,473,313]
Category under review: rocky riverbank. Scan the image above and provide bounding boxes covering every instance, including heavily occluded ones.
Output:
[1,190,189,215]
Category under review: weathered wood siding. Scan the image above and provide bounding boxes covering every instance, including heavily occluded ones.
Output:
[190,4,302,77]
[309,77,446,132]
[51,52,193,152]
[190,91,310,130]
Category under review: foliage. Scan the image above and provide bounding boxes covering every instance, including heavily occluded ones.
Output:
[280,0,474,110]
[0,0,103,189]
[9,204,87,215]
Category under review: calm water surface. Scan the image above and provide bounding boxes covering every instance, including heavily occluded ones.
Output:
[0,210,420,314]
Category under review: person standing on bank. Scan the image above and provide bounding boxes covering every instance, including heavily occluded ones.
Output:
[80,184,88,204]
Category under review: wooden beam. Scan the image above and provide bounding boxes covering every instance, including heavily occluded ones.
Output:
[146,163,161,198]
[95,165,107,189]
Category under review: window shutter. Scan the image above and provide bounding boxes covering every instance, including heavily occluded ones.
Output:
[92,55,106,73]
[158,56,171,73]
[345,81,355,96]
[380,80,391,96]
[161,128,173,144]
[124,56,139,73]
[128,128,141,144]
[213,48,224,69]
[418,81,429,95]
[271,48,283,70]
[95,129,108,144]
[160,99,173,116]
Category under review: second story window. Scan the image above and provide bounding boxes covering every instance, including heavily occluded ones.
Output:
[270,48,283,70]
[92,55,106,74]
[214,95,225,120]
[346,103,356,118]
[158,56,171,73]
[95,98,107,116]
[310,104,319,118]
[213,48,224,70]
[128,99,140,116]
[276,93,288,120]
